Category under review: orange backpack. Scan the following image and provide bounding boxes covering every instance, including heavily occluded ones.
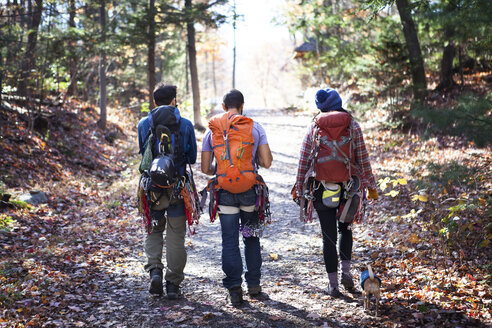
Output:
[209,112,256,193]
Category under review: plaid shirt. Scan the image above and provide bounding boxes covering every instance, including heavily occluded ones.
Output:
[295,120,376,197]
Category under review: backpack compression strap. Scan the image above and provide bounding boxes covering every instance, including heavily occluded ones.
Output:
[216,123,255,177]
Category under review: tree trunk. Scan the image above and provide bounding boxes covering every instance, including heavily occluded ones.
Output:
[155,55,162,84]
[0,48,3,106]
[395,0,427,102]
[98,0,107,129]
[458,45,464,89]
[232,0,237,89]
[18,0,43,98]
[437,43,455,91]
[437,0,457,92]
[185,0,205,131]
[185,49,189,96]
[147,0,156,110]
[212,56,217,100]
[66,0,78,97]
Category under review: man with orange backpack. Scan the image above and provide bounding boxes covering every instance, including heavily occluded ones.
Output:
[293,87,379,298]
[201,89,273,306]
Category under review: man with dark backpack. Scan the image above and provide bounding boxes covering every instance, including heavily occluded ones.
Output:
[293,87,379,298]
[137,84,197,298]
[201,89,273,306]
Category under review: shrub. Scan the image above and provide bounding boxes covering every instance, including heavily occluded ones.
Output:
[411,93,492,147]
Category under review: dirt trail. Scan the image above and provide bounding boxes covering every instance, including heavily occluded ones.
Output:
[80,109,484,328]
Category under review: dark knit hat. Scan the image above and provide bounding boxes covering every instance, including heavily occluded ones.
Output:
[315,88,342,112]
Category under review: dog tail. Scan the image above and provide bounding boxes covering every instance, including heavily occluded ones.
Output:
[368,265,374,279]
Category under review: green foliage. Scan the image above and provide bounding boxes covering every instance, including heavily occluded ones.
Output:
[285,0,389,86]
[0,279,22,307]
[437,199,483,251]
[411,93,492,147]
[10,200,32,210]
[0,180,6,195]
[0,0,227,109]
[105,200,121,209]
[0,215,16,231]
[284,0,491,119]
[426,161,479,187]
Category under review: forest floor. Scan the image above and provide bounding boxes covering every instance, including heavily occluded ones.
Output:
[0,101,491,328]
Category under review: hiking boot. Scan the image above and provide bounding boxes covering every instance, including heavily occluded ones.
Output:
[228,286,243,306]
[166,281,180,300]
[327,286,342,298]
[248,285,262,296]
[341,273,355,291]
[149,268,163,296]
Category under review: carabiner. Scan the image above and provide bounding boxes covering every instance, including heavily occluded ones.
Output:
[237,147,244,159]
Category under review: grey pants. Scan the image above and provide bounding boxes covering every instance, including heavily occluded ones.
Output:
[144,213,187,286]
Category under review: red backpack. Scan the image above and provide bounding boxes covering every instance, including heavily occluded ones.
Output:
[314,111,355,182]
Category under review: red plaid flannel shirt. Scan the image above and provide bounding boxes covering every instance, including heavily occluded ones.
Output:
[295,120,377,197]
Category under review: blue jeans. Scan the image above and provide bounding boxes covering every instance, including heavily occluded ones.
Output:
[218,188,262,290]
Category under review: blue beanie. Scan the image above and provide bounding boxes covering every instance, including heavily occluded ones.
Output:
[315,88,342,112]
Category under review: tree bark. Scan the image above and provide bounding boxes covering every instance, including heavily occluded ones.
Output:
[185,49,189,96]
[0,48,3,106]
[212,56,217,100]
[395,0,427,102]
[232,0,237,89]
[147,0,156,110]
[18,0,43,98]
[436,0,457,92]
[185,0,205,131]
[437,42,455,91]
[66,0,78,97]
[98,0,107,129]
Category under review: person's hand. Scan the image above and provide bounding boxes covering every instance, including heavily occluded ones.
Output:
[291,185,300,205]
[367,188,379,200]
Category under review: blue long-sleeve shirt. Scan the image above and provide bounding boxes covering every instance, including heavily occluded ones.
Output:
[137,106,197,175]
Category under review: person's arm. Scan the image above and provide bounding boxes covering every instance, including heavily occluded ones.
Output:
[295,126,314,198]
[257,144,273,168]
[137,118,148,155]
[352,121,378,199]
[186,122,197,164]
[200,131,214,175]
[254,122,273,169]
[201,151,215,175]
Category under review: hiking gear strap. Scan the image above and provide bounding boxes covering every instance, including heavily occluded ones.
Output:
[338,194,352,223]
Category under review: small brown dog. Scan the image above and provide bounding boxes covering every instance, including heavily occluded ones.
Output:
[361,265,381,316]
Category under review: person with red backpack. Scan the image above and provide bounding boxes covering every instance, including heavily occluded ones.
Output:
[293,87,379,298]
[201,89,273,306]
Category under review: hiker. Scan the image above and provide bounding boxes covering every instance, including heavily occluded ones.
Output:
[201,89,273,305]
[137,84,197,298]
[293,87,379,298]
